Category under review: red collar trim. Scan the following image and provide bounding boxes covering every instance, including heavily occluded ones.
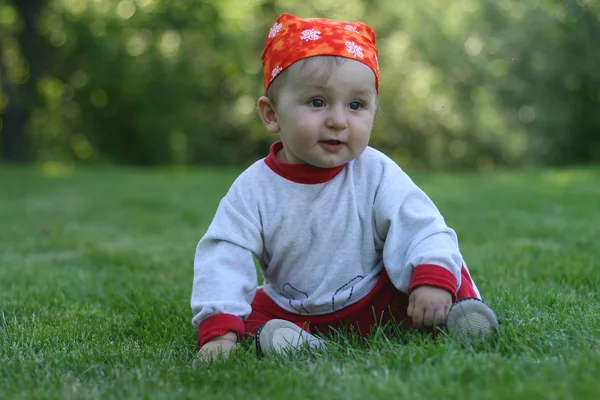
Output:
[263,141,346,184]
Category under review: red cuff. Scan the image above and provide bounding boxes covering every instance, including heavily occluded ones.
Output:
[197,314,245,347]
[408,264,458,301]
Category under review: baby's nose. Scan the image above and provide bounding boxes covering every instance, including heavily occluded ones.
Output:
[325,104,348,129]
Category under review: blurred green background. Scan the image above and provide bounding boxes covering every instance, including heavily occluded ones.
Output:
[1,0,599,170]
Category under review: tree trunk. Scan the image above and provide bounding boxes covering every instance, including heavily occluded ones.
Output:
[0,0,45,162]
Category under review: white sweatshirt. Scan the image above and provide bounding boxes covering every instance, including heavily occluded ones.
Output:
[191,142,464,328]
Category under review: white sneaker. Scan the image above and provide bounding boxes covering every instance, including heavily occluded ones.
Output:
[255,319,327,356]
[447,298,499,343]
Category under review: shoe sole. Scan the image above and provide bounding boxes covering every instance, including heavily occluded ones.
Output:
[256,319,326,356]
[447,298,499,343]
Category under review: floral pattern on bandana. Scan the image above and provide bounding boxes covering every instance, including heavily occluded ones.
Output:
[269,22,282,38]
[271,65,283,79]
[261,13,380,92]
[345,41,364,58]
[300,29,321,41]
[344,25,360,33]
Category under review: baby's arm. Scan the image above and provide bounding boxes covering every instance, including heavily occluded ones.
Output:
[374,170,462,327]
[192,184,263,357]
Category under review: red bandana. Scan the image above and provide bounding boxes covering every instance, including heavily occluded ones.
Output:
[261,13,380,93]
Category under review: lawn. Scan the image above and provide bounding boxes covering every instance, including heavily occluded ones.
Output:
[1,164,599,400]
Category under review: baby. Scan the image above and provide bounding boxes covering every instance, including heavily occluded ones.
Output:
[191,13,498,359]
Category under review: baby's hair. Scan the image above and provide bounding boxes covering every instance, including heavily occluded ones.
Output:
[266,56,350,105]
[265,55,382,115]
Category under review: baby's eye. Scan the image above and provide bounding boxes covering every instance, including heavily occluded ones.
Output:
[349,101,363,110]
[309,98,325,108]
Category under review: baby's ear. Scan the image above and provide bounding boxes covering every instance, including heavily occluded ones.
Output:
[257,96,280,133]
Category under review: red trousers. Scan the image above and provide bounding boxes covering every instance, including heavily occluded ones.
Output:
[244,266,479,336]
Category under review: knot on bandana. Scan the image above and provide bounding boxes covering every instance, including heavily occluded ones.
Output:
[261,13,380,93]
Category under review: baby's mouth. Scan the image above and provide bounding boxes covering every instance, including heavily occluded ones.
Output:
[320,139,344,145]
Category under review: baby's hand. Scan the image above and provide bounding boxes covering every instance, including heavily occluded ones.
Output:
[198,332,238,361]
[407,285,452,328]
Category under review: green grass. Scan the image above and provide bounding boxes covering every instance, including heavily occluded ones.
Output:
[1,164,599,399]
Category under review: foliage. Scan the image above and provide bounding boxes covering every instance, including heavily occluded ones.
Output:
[1,165,600,398]
[0,0,599,168]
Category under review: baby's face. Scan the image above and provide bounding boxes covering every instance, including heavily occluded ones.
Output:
[272,58,377,168]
